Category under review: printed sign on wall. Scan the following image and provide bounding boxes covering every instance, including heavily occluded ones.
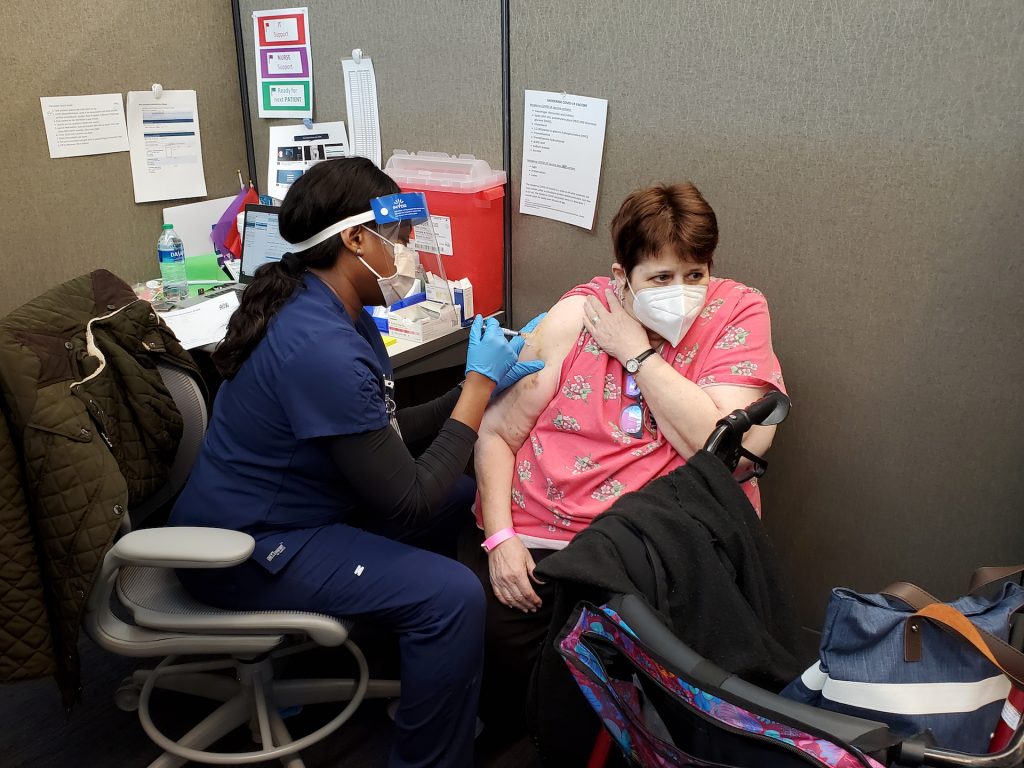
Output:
[253,8,313,118]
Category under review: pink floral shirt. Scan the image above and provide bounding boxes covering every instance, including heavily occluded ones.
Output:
[493,276,785,546]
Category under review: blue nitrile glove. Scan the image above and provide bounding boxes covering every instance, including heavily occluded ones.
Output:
[492,313,548,396]
[465,315,518,384]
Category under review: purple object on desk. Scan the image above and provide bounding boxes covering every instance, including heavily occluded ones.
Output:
[211,187,251,255]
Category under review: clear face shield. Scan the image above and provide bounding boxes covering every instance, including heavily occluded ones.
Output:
[289,192,451,307]
[367,192,454,306]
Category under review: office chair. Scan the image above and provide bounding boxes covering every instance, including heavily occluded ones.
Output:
[84,363,400,768]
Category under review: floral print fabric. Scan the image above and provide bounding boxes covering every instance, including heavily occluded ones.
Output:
[559,604,885,768]
[505,276,785,544]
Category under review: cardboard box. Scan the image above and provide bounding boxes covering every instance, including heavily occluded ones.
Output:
[452,278,474,326]
[387,300,459,343]
[423,273,475,326]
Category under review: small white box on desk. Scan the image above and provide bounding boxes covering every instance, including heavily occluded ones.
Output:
[387,301,459,344]
[452,278,474,326]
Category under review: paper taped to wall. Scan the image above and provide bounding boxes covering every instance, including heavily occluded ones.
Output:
[519,90,608,230]
[252,7,313,119]
[342,54,381,167]
[126,90,208,203]
[267,121,349,201]
[40,94,129,158]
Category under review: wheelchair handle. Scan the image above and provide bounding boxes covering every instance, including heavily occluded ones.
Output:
[703,391,791,475]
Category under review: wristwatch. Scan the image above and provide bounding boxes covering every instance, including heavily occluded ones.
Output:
[625,348,658,375]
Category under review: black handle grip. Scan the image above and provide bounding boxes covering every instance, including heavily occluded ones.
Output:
[744,391,790,427]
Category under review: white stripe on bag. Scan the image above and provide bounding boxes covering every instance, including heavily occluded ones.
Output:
[797,663,1011,715]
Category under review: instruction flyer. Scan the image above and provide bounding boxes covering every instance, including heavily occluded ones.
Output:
[519,90,608,230]
[267,121,349,201]
[253,7,313,118]
[126,89,207,203]
[40,94,129,158]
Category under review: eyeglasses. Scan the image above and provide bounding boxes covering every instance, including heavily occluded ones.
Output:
[618,374,657,439]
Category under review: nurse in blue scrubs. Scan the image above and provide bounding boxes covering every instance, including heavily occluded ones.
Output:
[169,157,541,768]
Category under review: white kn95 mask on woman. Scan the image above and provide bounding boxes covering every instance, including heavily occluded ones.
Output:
[628,282,708,347]
[361,232,418,306]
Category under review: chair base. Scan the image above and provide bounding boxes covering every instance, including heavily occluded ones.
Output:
[120,641,400,767]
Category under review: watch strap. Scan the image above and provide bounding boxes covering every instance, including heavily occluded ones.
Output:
[635,348,658,365]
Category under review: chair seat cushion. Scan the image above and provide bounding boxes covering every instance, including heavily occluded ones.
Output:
[117,567,352,647]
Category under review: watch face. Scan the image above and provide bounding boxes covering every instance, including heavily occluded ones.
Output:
[626,359,639,374]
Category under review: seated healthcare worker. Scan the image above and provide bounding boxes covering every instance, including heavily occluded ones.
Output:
[460,181,786,733]
[169,157,542,768]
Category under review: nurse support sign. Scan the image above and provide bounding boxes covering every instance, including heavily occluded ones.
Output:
[253,7,313,118]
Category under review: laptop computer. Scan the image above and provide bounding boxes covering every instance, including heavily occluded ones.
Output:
[180,204,289,307]
[238,204,290,284]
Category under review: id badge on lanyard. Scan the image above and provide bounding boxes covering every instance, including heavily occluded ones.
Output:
[383,375,402,438]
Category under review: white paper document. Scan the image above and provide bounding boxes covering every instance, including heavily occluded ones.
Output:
[267,121,349,201]
[126,90,208,203]
[40,94,129,158]
[519,90,608,230]
[163,196,239,259]
[342,56,381,167]
[159,292,239,349]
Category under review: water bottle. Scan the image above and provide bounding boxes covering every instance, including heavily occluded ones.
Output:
[157,224,187,301]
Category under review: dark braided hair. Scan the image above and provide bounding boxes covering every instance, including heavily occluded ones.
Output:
[212,158,400,379]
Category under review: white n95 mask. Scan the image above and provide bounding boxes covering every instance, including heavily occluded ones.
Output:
[361,231,418,306]
[628,282,708,347]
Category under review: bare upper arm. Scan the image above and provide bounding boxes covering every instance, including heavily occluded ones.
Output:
[480,295,586,451]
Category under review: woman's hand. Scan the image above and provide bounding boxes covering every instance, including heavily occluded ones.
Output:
[488,537,543,613]
[582,289,651,365]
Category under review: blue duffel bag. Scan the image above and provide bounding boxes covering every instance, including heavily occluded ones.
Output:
[782,567,1024,753]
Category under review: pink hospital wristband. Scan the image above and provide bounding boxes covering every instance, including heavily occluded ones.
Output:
[481,527,517,553]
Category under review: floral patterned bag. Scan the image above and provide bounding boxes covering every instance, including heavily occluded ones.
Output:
[557,601,887,768]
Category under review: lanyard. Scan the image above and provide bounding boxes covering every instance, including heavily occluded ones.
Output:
[383,375,402,438]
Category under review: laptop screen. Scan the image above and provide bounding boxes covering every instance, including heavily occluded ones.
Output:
[241,204,291,283]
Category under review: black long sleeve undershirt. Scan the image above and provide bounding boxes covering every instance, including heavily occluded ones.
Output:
[325,411,476,529]
[393,385,462,444]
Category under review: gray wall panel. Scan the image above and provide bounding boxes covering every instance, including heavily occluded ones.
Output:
[238,1,503,195]
[1,0,247,316]
[510,0,1024,632]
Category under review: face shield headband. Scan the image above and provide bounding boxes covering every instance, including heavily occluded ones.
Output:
[288,192,430,253]
[289,210,377,253]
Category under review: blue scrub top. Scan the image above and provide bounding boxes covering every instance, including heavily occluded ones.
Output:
[170,273,394,573]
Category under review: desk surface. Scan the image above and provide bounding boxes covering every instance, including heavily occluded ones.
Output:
[387,310,504,378]
[190,310,502,379]
[387,327,470,378]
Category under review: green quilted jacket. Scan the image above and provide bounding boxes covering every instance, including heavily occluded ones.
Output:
[0,270,201,706]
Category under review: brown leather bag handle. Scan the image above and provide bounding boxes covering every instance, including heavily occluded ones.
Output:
[880,581,940,611]
[970,565,1024,595]
[882,566,1024,609]
[903,603,1024,689]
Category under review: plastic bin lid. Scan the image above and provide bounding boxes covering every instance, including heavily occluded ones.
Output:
[385,151,507,193]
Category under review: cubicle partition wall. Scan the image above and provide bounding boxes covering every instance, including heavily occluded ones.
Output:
[5,1,1023,647]
[1,0,248,314]
[508,0,1024,642]
[236,0,504,200]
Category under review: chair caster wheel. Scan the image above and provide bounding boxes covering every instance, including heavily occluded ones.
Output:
[115,677,141,712]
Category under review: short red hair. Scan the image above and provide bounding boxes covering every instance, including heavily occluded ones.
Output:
[611,183,718,273]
